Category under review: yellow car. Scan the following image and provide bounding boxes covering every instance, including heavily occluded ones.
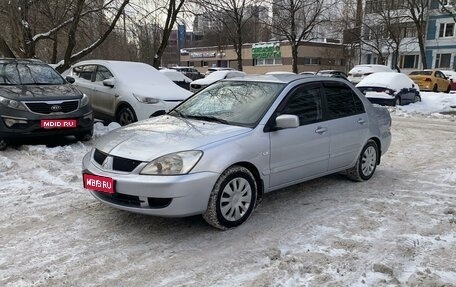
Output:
[408,70,451,92]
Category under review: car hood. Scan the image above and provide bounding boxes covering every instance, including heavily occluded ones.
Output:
[96,115,251,162]
[124,83,192,101]
[0,84,82,100]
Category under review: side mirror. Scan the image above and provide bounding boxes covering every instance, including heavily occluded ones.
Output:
[103,78,115,88]
[66,76,75,84]
[275,114,299,130]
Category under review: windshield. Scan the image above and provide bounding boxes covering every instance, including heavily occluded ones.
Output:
[171,81,285,127]
[0,63,65,85]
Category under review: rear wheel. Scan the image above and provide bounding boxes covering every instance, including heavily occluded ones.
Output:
[433,84,438,92]
[203,166,257,230]
[116,106,137,126]
[414,94,421,103]
[395,97,401,106]
[346,140,379,182]
[446,85,451,93]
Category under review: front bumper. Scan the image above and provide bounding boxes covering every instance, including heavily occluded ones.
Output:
[0,110,93,139]
[82,151,220,217]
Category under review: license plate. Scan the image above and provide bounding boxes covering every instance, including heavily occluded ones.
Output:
[41,119,76,129]
[83,173,115,194]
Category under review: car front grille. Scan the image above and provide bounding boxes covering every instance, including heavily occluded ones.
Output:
[93,149,142,172]
[25,100,79,114]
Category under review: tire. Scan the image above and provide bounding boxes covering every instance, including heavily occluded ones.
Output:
[116,106,137,126]
[75,130,93,142]
[395,97,401,106]
[446,85,451,93]
[414,94,421,103]
[203,166,257,230]
[346,140,379,182]
[433,84,438,92]
[0,138,7,151]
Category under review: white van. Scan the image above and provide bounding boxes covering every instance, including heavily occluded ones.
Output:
[348,64,393,84]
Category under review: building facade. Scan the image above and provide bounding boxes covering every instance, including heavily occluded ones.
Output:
[359,0,456,72]
[180,41,345,74]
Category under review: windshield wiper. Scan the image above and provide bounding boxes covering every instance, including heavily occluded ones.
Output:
[186,115,230,125]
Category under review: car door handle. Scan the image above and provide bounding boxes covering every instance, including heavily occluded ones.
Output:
[315,127,328,134]
[357,118,366,125]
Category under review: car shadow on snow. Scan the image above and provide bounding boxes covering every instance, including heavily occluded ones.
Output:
[6,135,83,149]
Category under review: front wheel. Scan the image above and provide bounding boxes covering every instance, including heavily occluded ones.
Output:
[116,106,137,126]
[0,138,7,151]
[446,85,451,93]
[75,130,93,142]
[346,140,379,182]
[203,166,257,230]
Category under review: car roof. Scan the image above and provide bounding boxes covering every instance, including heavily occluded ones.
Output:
[0,58,44,64]
[223,74,328,84]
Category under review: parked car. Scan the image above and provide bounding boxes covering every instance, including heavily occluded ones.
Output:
[408,70,451,92]
[317,70,348,80]
[348,64,393,84]
[356,72,421,106]
[66,60,192,125]
[169,66,204,81]
[440,70,456,93]
[190,70,246,93]
[82,75,392,229]
[205,67,234,75]
[0,58,93,151]
[160,69,192,90]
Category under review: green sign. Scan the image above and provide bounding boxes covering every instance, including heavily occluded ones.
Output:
[252,43,281,59]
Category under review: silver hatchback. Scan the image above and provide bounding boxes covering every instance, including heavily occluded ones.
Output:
[82,75,392,229]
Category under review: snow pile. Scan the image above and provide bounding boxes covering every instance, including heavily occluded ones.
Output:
[93,121,121,137]
[390,92,456,117]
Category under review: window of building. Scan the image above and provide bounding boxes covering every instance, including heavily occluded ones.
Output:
[400,55,419,69]
[435,53,452,68]
[439,23,454,38]
[254,58,282,66]
[303,58,320,65]
[202,61,208,67]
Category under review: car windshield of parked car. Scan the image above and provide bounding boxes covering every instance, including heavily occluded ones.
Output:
[171,81,284,127]
[0,63,65,85]
[409,71,432,76]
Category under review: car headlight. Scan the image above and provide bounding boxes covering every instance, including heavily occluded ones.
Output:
[140,151,203,175]
[80,93,89,107]
[0,95,27,111]
[133,93,160,104]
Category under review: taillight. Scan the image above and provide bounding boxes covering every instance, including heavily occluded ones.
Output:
[425,78,432,82]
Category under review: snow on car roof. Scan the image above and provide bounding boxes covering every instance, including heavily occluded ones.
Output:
[356,72,415,91]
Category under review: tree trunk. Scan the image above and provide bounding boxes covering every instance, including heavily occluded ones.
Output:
[417,32,427,69]
[51,37,58,64]
[236,23,243,71]
[0,36,16,58]
[291,43,298,73]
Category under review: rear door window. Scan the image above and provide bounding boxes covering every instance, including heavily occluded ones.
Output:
[323,82,365,119]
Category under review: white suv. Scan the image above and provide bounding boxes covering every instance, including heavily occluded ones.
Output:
[348,64,393,84]
[67,60,192,125]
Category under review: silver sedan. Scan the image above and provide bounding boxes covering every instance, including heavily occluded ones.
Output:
[82,75,392,229]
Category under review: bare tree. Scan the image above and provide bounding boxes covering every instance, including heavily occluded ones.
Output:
[438,0,456,21]
[0,0,130,71]
[406,0,429,68]
[195,0,260,71]
[266,0,327,73]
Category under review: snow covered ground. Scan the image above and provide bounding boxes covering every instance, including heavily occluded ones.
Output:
[0,93,455,286]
